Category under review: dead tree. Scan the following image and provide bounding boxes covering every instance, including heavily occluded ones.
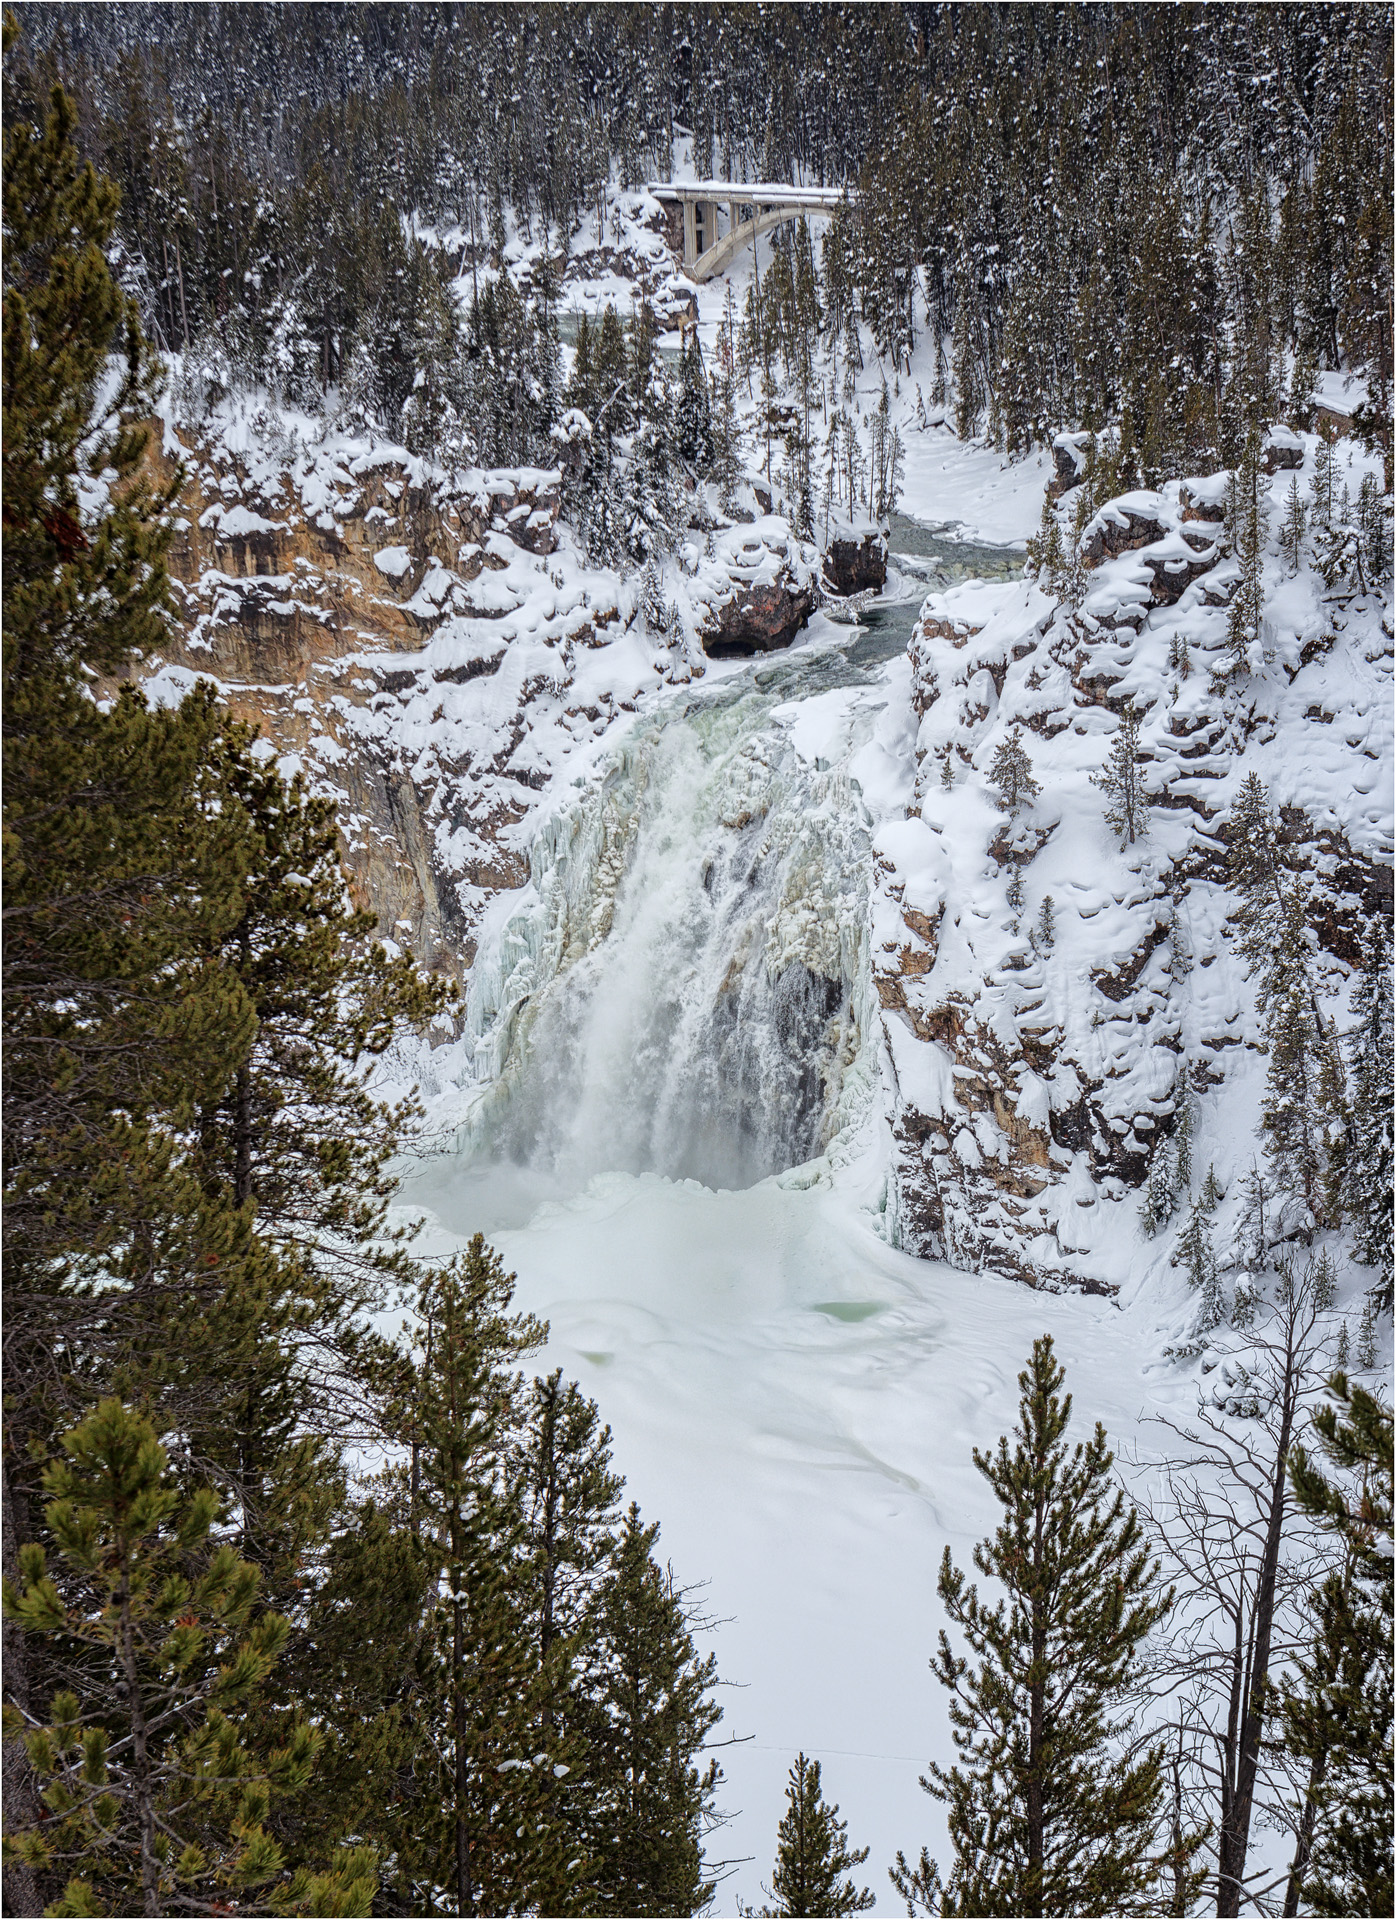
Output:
[1128,1256,1341,1916]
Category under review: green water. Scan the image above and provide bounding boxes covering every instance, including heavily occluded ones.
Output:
[886,510,1024,585]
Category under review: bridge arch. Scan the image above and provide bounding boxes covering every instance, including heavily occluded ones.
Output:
[647,181,854,284]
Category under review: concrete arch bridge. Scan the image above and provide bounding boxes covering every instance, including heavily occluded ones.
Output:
[647,180,854,284]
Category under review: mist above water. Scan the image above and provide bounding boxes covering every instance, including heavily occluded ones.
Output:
[459,643,886,1190]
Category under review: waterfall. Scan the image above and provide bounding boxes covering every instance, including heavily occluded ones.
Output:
[457,656,884,1190]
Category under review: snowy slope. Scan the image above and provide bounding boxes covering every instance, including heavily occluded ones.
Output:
[140,175,1392,1910]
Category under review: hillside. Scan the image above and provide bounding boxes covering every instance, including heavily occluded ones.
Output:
[5,10,1392,1916]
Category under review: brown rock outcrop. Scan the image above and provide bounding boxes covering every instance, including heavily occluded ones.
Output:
[705,576,817,655]
[822,527,888,596]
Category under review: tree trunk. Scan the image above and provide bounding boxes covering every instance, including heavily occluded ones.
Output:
[454,1587,471,1916]
[119,1573,163,1917]
[1282,1745,1326,1917]
[2,1461,44,1919]
[1217,1384,1296,1917]
[1026,1487,1046,1906]
[233,1062,253,1208]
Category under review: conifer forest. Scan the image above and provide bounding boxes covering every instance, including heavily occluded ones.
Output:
[3,4,1393,1916]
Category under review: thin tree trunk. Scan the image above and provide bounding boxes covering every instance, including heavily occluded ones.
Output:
[2,1461,44,1919]
[1282,1745,1326,1917]
[1217,1385,1297,1917]
[118,1573,162,1916]
[1027,1484,1046,1908]
[174,232,190,350]
[455,1588,471,1916]
[233,1061,253,1208]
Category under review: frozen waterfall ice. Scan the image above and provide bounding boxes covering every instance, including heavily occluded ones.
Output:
[456,639,901,1190]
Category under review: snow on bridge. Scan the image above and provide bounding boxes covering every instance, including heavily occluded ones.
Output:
[646,179,854,283]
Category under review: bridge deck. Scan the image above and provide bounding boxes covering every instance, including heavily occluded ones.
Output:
[646,179,854,283]
[647,179,852,209]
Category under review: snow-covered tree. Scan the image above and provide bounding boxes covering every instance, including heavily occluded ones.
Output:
[1337,919,1394,1296]
[1178,1201,1219,1324]
[1259,884,1336,1217]
[1278,475,1307,574]
[1093,699,1149,846]
[1225,427,1268,674]
[988,725,1041,815]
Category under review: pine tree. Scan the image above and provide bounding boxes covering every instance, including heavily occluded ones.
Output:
[583,1505,724,1917]
[2,45,262,1335]
[512,1367,626,1892]
[179,731,454,1566]
[1354,1298,1377,1373]
[566,309,597,417]
[1027,495,1067,598]
[1173,1100,1194,1199]
[1178,1203,1221,1329]
[1033,895,1056,955]
[1278,474,1307,574]
[1310,432,1339,536]
[1355,471,1392,585]
[892,1338,1185,1916]
[0,1399,375,1917]
[256,1496,441,1913]
[1316,484,1367,593]
[1141,1144,1177,1238]
[1259,883,1332,1216]
[676,331,714,469]
[404,1237,570,1917]
[1283,1376,1394,1916]
[1227,773,1286,971]
[1225,427,1268,674]
[988,725,1041,816]
[759,1753,873,1917]
[1092,700,1149,847]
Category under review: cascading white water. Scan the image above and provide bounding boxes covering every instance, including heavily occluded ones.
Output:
[457,643,896,1190]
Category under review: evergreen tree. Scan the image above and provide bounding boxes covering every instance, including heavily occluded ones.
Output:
[1355,471,1392,585]
[179,732,453,1556]
[256,1494,441,1913]
[1315,484,1368,593]
[1032,896,1056,955]
[1283,1375,1394,1917]
[1259,883,1334,1217]
[1178,1202,1221,1330]
[1092,700,1149,847]
[1310,432,1340,534]
[566,309,596,418]
[987,726,1041,816]
[512,1368,626,1891]
[1333,918,1393,1298]
[1141,1144,1177,1238]
[0,1399,375,1918]
[676,331,714,470]
[1354,1298,1378,1373]
[584,1504,724,1917]
[892,1338,1186,1917]
[403,1236,572,1917]
[1225,427,1268,674]
[1278,474,1307,575]
[759,1753,873,1917]
[2,41,261,1346]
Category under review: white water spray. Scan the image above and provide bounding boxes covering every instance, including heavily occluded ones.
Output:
[457,648,896,1189]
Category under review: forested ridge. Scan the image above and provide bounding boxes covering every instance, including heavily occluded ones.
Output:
[7,3,1392,467]
[3,6,1393,1918]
